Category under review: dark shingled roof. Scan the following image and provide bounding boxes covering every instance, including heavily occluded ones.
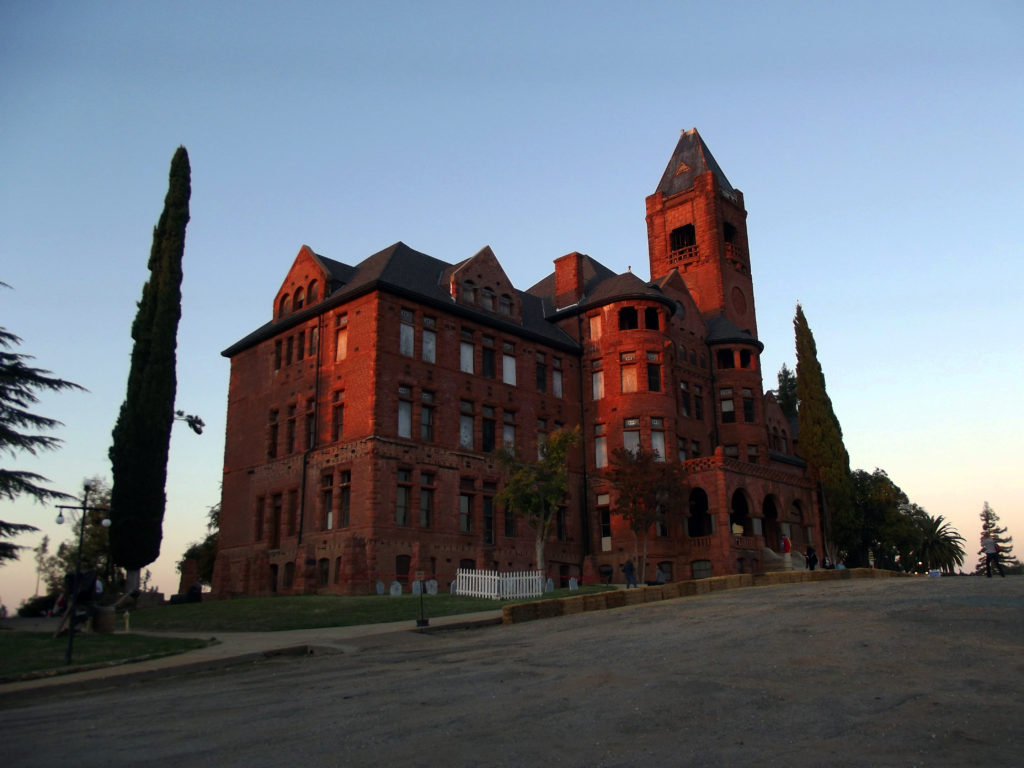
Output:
[527,255,676,318]
[223,242,578,357]
[655,128,735,198]
[706,314,764,351]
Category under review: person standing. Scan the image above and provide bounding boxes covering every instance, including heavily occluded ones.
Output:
[806,545,819,571]
[982,534,1005,578]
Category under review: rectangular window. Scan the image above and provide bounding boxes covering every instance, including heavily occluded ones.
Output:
[621,365,637,394]
[459,400,474,450]
[285,336,294,366]
[723,445,739,458]
[589,314,602,341]
[421,401,435,442]
[460,340,474,374]
[422,328,436,363]
[482,491,495,545]
[647,363,661,392]
[717,349,735,369]
[396,469,411,526]
[338,470,351,527]
[398,398,412,438]
[459,492,473,533]
[599,494,611,540]
[536,353,547,393]
[694,385,704,420]
[623,430,640,454]
[335,328,348,362]
[552,369,563,399]
[721,388,735,423]
[502,411,516,449]
[321,474,334,530]
[691,440,701,458]
[595,435,608,468]
[747,444,759,463]
[255,496,265,541]
[502,346,516,385]
[592,370,604,400]
[556,506,567,541]
[680,382,691,418]
[482,346,496,379]
[644,307,660,330]
[274,340,282,370]
[286,405,296,454]
[482,406,496,452]
[419,473,434,528]
[296,330,305,361]
[305,399,315,450]
[743,388,755,422]
[331,391,344,442]
[267,409,279,459]
[287,489,298,536]
[651,430,666,461]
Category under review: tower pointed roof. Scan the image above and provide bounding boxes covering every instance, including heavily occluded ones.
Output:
[654,128,735,197]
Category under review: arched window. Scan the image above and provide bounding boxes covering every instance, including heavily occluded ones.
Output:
[278,294,290,317]
[294,287,305,310]
[462,280,477,304]
[308,280,319,303]
[499,294,513,316]
[480,287,495,311]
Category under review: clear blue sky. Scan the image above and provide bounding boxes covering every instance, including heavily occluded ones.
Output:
[2,1,1022,607]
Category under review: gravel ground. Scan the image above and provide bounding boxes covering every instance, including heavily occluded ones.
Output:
[3,576,1021,767]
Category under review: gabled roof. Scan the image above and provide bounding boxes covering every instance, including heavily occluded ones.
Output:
[655,127,735,198]
[223,242,578,357]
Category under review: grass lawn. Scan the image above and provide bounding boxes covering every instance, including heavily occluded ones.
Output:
[0,632,212,680]
[128,586,614,633]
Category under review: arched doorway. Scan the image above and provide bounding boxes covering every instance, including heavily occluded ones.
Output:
[687,488,712,537]
[763,495,781,550]
[730,489,753,536]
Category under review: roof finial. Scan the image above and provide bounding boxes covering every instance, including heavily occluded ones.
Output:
[628,265,632,273]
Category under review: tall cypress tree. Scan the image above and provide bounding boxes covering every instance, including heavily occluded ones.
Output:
[793,304,855,561]
[109,147,190,583]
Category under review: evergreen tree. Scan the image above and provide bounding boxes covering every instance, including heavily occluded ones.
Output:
[793,304,855,561]
[974,502,1021,575]
[177,501,219,585]
[776,363,798,421]
[494,427,579,577]
[604,446,689,582]
[0,321,85,563]
[109,147,190,584]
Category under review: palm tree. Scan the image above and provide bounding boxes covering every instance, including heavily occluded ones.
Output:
[913,513,965,573]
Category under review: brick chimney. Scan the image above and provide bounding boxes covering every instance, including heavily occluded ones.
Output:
[554,251,585,308]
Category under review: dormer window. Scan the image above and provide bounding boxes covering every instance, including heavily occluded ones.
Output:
[480,287,495,311]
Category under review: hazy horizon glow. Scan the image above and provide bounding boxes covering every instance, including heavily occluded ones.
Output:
[2,2,1022,608]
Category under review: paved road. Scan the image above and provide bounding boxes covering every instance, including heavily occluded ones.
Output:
[3,577,1021,767]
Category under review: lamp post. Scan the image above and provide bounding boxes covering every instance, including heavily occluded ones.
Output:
[55,482,111,665]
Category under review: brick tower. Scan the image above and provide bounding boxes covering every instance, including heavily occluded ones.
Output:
[645,128,757,338]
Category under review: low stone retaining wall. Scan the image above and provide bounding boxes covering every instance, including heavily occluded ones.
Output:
[501,568,894,625]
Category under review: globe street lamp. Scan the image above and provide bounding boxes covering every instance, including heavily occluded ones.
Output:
[55,482,111,665]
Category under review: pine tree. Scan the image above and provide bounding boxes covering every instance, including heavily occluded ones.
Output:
[793,304,855,561]
[974,502,1021,575]
[0,322,85,563]
[108,147,190,583]
[776,363,798,421]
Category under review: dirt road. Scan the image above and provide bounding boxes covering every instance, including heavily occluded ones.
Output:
[3,576,1021,767]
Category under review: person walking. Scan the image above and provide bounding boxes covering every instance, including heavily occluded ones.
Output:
[622,559,638,588]
[982,534,1005,578]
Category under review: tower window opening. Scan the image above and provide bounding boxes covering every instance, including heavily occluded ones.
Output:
[670,224,696,251]
[644,307,660,330]
[724,222,737,244]
[618,307,638,330]
[716,349,735,369]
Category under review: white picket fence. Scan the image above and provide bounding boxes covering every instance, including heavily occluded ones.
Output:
[455,568,544,600]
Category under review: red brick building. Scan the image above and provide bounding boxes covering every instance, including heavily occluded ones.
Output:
[212,129,822,596]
